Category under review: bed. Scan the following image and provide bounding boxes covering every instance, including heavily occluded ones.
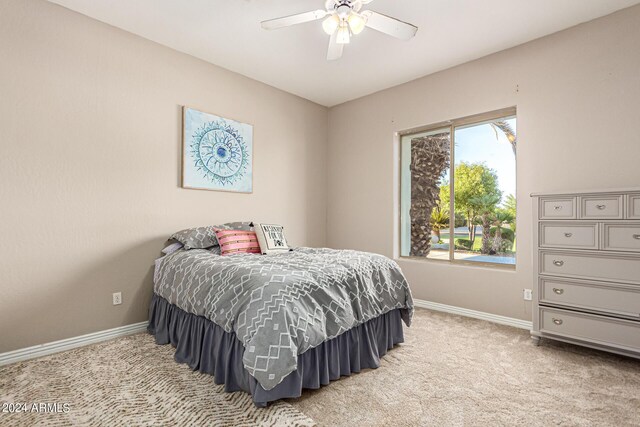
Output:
[148,246,413,406]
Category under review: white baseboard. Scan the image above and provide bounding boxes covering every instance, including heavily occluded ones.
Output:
[0,321,148,367]
[413,299,532,330]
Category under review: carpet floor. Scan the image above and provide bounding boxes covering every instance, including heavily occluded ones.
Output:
[0,334,314,427]
[289,308,640,426]
[1,308,639,426]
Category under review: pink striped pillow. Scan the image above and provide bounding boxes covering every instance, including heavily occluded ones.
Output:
[213,228,261,256]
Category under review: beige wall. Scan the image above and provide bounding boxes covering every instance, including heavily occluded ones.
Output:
[327,5,640,321]
[0,0,328,353]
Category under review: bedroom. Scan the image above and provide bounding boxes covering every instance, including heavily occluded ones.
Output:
[0,0,639,425]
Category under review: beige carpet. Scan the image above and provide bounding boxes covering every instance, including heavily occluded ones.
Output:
[2,309,639,427]
[289,308,640,426]
[0,334,314,427]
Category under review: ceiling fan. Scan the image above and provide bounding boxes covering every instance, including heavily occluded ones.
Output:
[260,0,418,61]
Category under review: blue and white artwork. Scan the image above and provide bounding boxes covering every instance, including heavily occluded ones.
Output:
[182,107,253,193]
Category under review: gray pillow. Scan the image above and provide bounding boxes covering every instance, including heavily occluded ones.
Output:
[170,222,253,250]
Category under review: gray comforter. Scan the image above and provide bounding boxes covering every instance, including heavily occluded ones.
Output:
[154,247,413,390]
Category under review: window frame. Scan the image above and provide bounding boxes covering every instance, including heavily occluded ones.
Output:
[398,107,517,269]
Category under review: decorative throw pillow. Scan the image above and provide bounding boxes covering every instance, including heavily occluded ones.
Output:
[170,222,253,250]
[213,229,261,256]
[212,221,253,241]
[254,223,290,255]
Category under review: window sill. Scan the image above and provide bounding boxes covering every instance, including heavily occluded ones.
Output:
[397,255,517,271]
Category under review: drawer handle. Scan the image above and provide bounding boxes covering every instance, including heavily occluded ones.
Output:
[552,318,563,326]
[553,206,562,210]
[552,288,564,295]
[564,233,573,238]
[633,234,640,240]
[553,260,564,267]
[596,204,606,210]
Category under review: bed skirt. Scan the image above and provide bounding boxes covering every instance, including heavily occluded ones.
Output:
[147,294,405,406]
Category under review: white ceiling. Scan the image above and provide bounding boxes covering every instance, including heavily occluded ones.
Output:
[48,0,640,107]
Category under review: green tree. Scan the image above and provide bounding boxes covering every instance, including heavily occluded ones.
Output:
[503,194,516,215]
[452,163,501,244]
[502,193,517,233]
[439,181,450,206]
[469,193,501,254]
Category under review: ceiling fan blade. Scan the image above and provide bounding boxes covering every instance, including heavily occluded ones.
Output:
[361,10,418,40]
[327,31,344,61]
[261,9,328,30]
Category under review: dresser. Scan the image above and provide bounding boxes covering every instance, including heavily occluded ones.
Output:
[531,189,640,359]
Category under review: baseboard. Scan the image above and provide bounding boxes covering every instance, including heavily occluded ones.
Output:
[0,321,148,367]
[413,299,532,330]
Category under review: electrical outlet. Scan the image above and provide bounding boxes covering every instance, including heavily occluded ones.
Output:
[523,289,532,301]
[112,292,122,305]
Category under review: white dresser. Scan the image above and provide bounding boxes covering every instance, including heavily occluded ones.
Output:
[531,189,640,358]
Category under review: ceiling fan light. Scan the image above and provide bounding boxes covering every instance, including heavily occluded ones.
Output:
[347,13,366,35]
[322,14,340,35]
[336,24,350,44]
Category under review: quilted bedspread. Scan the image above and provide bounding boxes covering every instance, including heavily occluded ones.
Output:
[153,247,413,390]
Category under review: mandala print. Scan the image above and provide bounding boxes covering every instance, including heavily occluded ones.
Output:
[191,120,249,186]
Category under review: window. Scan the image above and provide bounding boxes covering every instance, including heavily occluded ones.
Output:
[400,108,517,267]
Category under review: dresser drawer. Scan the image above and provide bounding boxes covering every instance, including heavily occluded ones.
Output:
[602,223,640,253]
[540,307,640,352]
[540,197,576,220]
[628,194,640,219]
[540,277,640,319]
[540,250,640,285]
[579,195,623,219]
[539,222,598,250]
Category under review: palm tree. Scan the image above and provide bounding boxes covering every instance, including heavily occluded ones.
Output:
[469,193,501,254]
[488,122,517,251]
[408,133,451,257]
[430,204,449,242]
[491,209,515,253]
[490,120,517,155]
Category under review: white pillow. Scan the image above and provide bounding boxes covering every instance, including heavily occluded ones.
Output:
[254,223,290,255]
[162,242,184,255]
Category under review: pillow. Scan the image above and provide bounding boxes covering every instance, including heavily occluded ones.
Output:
[170,222,253,250]
[170,226,216,250]
[214,229,261,256]
[161,242,184,255]
[254,223,291,255]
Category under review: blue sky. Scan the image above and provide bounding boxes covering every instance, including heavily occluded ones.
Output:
[454,118,516,204]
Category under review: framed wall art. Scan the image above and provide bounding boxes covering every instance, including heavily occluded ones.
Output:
[182,106,253,193]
